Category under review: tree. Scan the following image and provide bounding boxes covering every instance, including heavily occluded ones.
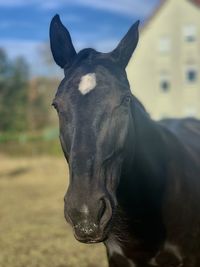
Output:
[28,77,59,130]
[0,49,30,132]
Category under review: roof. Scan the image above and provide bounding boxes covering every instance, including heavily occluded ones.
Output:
[141,0,200,32]
[141,0,166,32]
[190,0,200,7]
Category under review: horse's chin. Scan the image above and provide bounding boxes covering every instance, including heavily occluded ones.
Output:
[73,218,113,244]
[74,232,108,244]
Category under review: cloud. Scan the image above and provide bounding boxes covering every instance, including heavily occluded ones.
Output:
[0,37,119,76]
[0,0,158,17]
[40,1,62,10]
[69,0,158,17]
[0,0,29,7]
[0,0,159,76]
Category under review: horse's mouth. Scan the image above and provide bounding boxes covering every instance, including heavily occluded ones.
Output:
[73,227,110,244]
[74,235,107,244]
[73,216,114,244]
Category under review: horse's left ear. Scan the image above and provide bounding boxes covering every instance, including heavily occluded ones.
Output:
[49,14,77,69]
[110,20,140,69]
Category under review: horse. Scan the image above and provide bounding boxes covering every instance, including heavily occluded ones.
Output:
[49,14,200,267]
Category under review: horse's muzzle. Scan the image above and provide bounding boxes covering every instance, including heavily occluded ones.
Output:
[64,196,113,243]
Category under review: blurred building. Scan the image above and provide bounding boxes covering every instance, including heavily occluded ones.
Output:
[127,0,200,119]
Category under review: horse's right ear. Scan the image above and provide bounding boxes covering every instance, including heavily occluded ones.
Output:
[49,14,77,69]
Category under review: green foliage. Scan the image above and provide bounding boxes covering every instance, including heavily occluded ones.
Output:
[0,129,61,156]
[0,48,61,156]
[0,48,29,132]
[0,48,60,136]
[27,77,59,131]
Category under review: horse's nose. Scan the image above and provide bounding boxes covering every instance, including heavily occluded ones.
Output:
[64,196,113,243]
[73,221,99,242]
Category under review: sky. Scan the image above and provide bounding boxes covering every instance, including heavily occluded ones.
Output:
[0,0,160,76]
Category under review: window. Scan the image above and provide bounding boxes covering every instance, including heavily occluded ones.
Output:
[183,25,197,42]
[160,73,170,92]
[160,80,170,92]
[187,70,197,82]
[186,66,198,83]
[158,37,171,53]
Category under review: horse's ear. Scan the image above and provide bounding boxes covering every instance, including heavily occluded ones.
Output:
[49,14,77,69]
[110,20,140,69]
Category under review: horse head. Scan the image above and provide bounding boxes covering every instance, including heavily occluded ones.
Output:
[49,15,139,243]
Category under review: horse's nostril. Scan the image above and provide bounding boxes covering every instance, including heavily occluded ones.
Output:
[98,198,106,221]
[99,197,113,229]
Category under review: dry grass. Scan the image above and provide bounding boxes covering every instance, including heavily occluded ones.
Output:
[0,156,107,267]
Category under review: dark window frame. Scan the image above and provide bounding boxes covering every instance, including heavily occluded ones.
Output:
[186,69,198,83]
[160,79,170,92]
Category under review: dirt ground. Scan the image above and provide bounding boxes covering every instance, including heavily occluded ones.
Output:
[0,156,107,267]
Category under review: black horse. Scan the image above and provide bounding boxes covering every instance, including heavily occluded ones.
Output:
[49,15,200,267]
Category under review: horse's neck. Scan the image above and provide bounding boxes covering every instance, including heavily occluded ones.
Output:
[118,99,171,215]
[128,99,169,179]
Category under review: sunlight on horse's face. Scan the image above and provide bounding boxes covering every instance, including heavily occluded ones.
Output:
[50,15,139,243]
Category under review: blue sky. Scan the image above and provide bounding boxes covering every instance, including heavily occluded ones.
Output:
[0,0,159,76]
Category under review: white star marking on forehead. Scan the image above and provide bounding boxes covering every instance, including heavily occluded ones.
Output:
[78,73,96,95]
